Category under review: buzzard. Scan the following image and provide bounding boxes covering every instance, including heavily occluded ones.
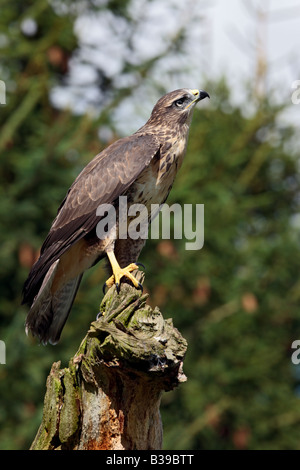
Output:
[23,88,209,344]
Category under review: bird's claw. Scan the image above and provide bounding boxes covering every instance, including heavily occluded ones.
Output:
[102,262,143,294]
[96,311,102,320]
[137,282,143,292]
[136,262,146,270]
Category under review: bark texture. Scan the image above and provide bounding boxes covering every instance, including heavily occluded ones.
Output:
[30,272,187,450]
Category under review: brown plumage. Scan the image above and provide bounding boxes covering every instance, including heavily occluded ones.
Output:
[23,88,209,344]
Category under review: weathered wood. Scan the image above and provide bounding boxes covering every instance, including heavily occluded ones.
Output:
[30,273,187,450]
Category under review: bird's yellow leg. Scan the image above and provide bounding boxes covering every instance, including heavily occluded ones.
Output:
[104,250,142,292]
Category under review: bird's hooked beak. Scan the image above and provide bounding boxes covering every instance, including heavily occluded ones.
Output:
[186,89,210,109]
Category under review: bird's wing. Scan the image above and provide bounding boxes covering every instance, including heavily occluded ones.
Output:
[23,133,160,304]
[42,133,160,251]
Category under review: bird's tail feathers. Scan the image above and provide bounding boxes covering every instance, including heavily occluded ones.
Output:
[25,259,82,345]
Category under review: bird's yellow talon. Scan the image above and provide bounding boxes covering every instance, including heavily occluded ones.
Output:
[105,274,116,289]
[104,252,141,292]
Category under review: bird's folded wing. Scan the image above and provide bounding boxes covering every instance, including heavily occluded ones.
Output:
[41,133,161,252]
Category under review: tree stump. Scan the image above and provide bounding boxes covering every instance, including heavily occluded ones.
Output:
[30,273,187,450]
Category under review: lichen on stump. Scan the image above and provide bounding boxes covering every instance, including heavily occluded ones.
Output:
[30,272,187,450]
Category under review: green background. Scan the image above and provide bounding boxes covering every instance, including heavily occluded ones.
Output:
[1,0,300,450]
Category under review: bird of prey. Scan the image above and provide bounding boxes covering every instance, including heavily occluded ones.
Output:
[23,88,209,344]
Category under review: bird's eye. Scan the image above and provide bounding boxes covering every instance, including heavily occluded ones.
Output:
[174,98,185,108]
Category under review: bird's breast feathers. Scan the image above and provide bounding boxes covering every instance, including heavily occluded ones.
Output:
[128,132,188,209]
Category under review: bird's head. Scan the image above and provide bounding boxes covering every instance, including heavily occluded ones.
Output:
[147,88,210,129]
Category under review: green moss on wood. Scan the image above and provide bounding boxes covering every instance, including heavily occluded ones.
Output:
[58,368,81,446]
[30,361,64,450]
[31,272,188,450]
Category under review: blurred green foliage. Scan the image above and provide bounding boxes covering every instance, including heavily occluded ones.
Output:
[1,0,300,451]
